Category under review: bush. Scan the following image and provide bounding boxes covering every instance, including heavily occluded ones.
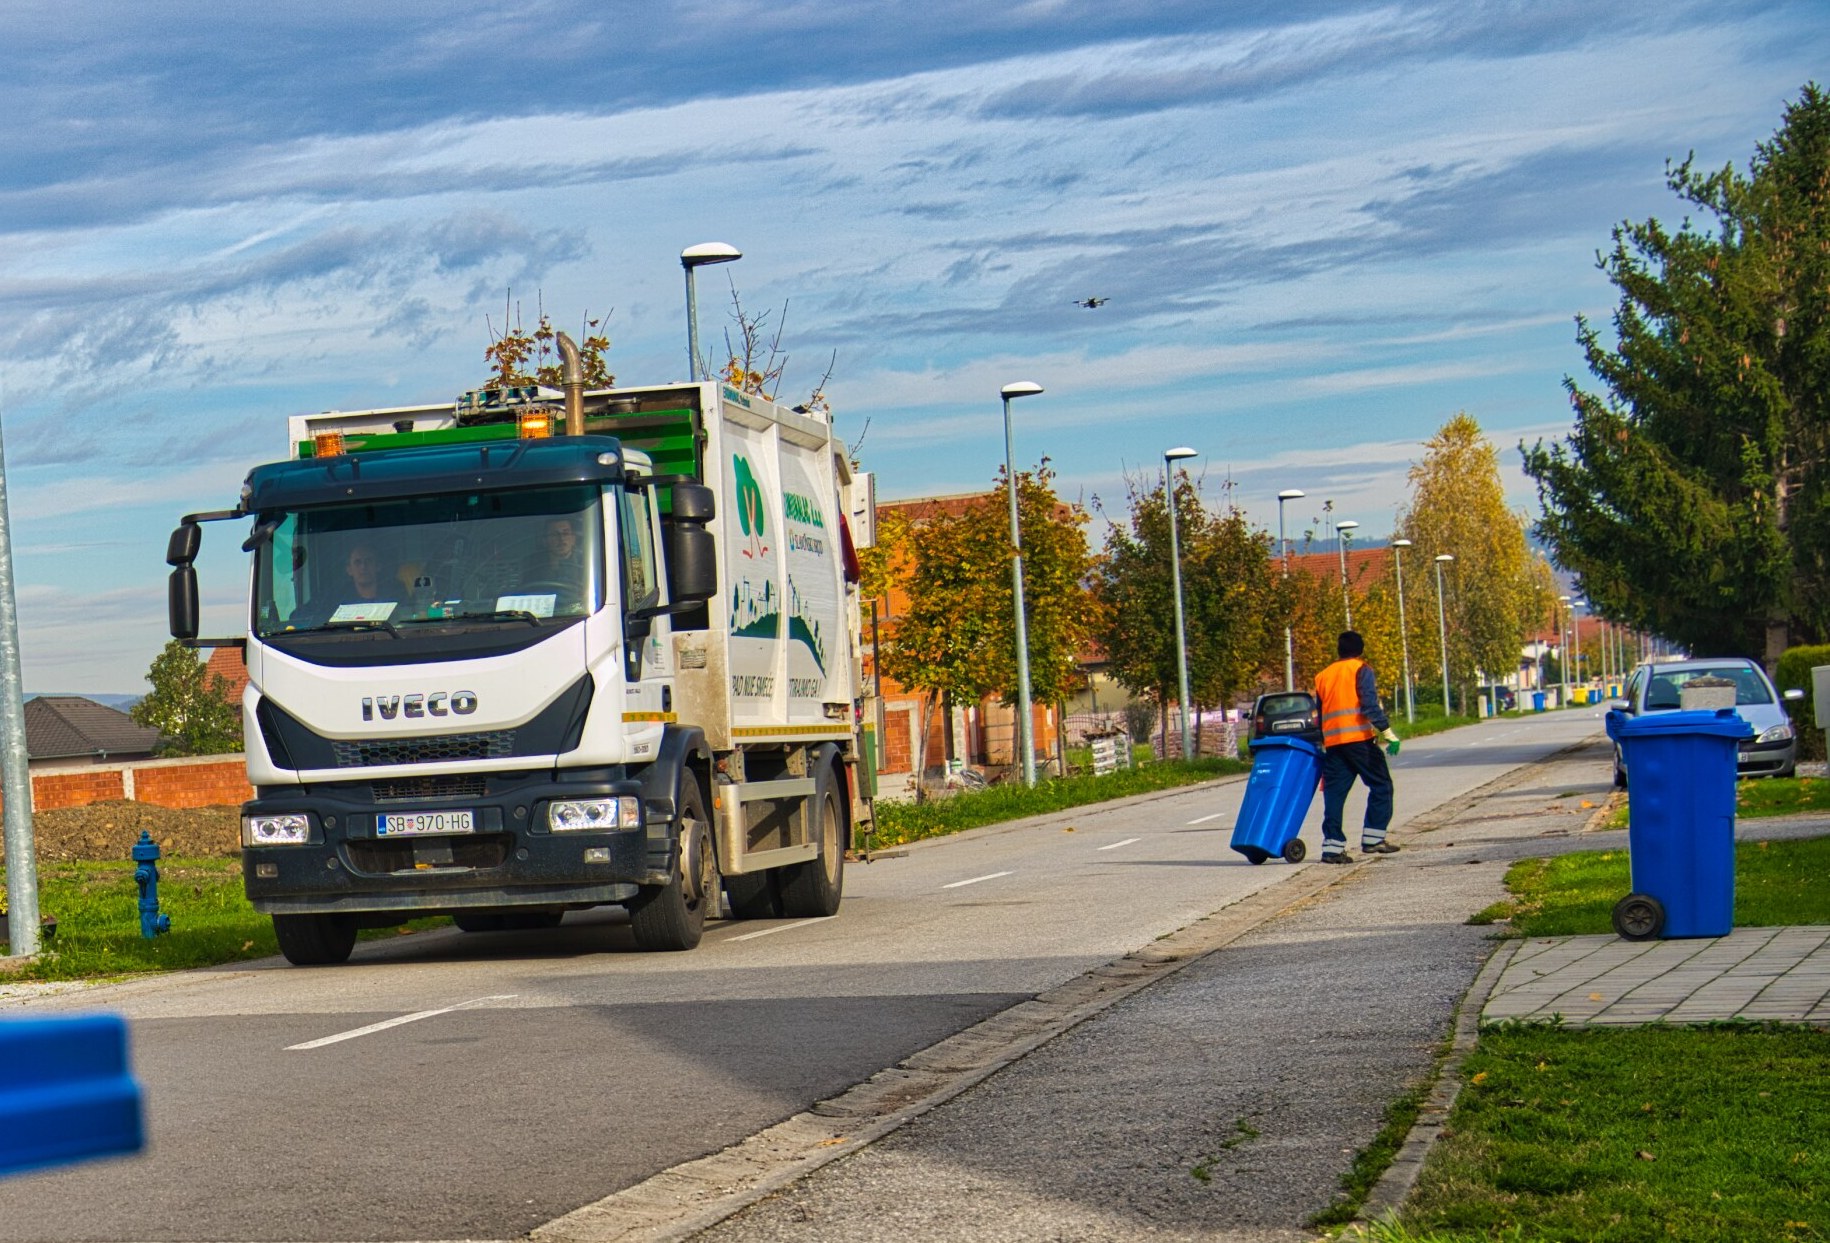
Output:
[1775,644,1830,762]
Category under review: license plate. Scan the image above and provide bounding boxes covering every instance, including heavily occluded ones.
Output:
[378,810,476,836]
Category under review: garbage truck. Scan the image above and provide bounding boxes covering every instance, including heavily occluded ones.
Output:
[164,343,876,965]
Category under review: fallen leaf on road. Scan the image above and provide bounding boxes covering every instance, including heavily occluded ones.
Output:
[1589,993,1604,1001]
[817,1137,847,1148]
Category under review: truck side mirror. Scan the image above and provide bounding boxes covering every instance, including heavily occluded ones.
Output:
[664,483,718,605]
[168,566,199,640]
[166,522,201,567]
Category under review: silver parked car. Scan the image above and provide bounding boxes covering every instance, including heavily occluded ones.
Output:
[1612,657,1806,786]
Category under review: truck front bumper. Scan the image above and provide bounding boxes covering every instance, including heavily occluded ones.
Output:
[242,769,672,916]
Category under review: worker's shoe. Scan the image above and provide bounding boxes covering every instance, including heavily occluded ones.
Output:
[1318,852,1354,865]
[1361,841,1401,854]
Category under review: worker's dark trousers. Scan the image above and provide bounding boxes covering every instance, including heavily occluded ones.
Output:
[1320,739,1394,855]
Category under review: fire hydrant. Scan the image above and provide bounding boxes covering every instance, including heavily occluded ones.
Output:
[132,831,172,940]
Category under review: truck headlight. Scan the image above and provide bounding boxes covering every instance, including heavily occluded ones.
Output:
[549,798,642,831]
[243,814,311,846]
[1758,723,1794,744]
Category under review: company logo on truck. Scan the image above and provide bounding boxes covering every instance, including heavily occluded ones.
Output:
[361,691,479,721]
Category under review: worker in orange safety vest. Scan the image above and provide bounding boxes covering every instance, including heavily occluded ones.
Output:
[1312,630,1402,863]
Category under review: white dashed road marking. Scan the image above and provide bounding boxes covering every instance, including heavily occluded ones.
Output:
[1097,838,1141,852]
[287,995,517,1050]
[943,871,1014,890]
[726,917,838,942]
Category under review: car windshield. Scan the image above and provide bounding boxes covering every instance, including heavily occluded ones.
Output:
[253,484,604,638]
[1641,665,1774,710]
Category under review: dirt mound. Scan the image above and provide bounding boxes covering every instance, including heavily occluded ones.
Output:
[3,802,242,864]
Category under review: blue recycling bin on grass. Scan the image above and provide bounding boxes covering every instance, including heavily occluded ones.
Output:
[1532,691,1546,712]
[1230,736,1321,864]
[1605,707,1752,940]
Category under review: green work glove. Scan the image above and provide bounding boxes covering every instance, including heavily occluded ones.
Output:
[1381,728,1401,757]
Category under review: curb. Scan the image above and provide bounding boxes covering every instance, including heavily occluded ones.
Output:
[1351,936,1522,1227]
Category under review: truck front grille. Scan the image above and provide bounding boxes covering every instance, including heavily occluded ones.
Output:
[346,836,510,874]
[370,774,491,803]
[333,731,516,768]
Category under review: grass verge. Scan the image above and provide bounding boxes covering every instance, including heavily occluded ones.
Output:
[1396,1023,1830,1242]
[1476,836,1830,938]
[867,756,1245,849]
[1739,773,1830,819]
[0,858,440,982]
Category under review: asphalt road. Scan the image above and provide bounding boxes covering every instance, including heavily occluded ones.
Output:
[0,707,1608,1242]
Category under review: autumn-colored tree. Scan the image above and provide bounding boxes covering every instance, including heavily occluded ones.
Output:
[484,292,614,388]
[1095,471,1285,750]
[877,464,1093,776]
[1396,414,1542,710]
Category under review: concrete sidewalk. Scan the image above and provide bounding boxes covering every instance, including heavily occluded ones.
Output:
[670,747,1830,1243]
[1485,925,1830,1026]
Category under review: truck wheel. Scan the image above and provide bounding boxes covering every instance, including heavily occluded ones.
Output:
[273,914,357,966]
[629,773,718,951]
[780,759,845,919]
[724,872,782,920]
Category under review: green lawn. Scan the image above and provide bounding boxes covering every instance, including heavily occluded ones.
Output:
[1394,1025,1830,1242]
[1383,832,1830,1242]
[1472,835,1830,937]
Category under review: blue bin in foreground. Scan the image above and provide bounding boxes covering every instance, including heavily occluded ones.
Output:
[1230,736,1321,864]
[0,1015,143,1177]
[1605,707,1752,940]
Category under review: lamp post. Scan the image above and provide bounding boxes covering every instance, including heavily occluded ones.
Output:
[1571,598,1586,696]
[1434,554,1455,716]
[1001,381,1045,786]
[1335,520,1359,627]
[1277,488,1304,690]
[1166,447,1199,760]
[680,242,741,381]
[1392,539,1415,724]
[1558,595,1572,707]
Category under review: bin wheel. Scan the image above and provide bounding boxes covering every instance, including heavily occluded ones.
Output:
[1240,847,1268,865]
[1282,839,1308,864]
[1612,893,1666,941]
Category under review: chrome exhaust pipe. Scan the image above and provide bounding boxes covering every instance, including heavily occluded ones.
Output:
[556,331,585,436]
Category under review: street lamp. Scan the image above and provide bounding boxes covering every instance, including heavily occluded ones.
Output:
[1571,598,1586,696]
[1335,520,1359,628]
[1277,488,1304,690]
[1165,448,1199,760]
[1392,539,1415,724]
[1434,554,1455,716]
[681,242,742,381]
[1558,595,1572,707]
[1002,381,1045,787]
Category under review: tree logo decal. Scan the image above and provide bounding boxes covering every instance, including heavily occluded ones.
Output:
[734,454,769,561]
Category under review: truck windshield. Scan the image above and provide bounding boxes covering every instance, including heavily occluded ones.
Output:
[253,484,604,638]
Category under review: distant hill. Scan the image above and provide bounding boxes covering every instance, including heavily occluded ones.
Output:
[25,693,142,712]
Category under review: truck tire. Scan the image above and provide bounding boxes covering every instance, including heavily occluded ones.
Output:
[724,871,783,920]
[629,772,718,951]
[780,758,845,919]
[273,913,357,966]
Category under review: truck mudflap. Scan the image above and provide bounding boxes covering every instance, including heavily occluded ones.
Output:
[241,771,671,917]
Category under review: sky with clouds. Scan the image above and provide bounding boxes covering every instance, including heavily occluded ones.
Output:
[0,0,1823,691]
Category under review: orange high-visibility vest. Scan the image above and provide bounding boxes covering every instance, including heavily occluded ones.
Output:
[1316,658,1376,748]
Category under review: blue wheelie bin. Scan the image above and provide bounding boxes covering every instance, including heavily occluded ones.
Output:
[1604,707,1752,939]
[1230,736,1322,864]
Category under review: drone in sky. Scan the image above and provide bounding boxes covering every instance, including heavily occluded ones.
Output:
[1074,296,1108,309]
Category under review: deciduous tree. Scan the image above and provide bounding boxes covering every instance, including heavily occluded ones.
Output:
[131,641,242,757]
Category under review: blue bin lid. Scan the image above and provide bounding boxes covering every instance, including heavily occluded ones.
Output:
[1606,706,1752,740]
[1248,735,1321,756]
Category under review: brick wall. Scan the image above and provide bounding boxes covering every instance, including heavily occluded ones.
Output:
[16,754,252,812]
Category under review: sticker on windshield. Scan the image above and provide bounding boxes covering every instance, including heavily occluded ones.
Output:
[496,593,557,618]
[329,602,398,623]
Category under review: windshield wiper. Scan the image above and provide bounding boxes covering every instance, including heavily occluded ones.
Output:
[449,608,544,628]
[279,618,402,638]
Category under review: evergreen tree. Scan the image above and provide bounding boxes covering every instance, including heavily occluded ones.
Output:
[1524,84,1830,663]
